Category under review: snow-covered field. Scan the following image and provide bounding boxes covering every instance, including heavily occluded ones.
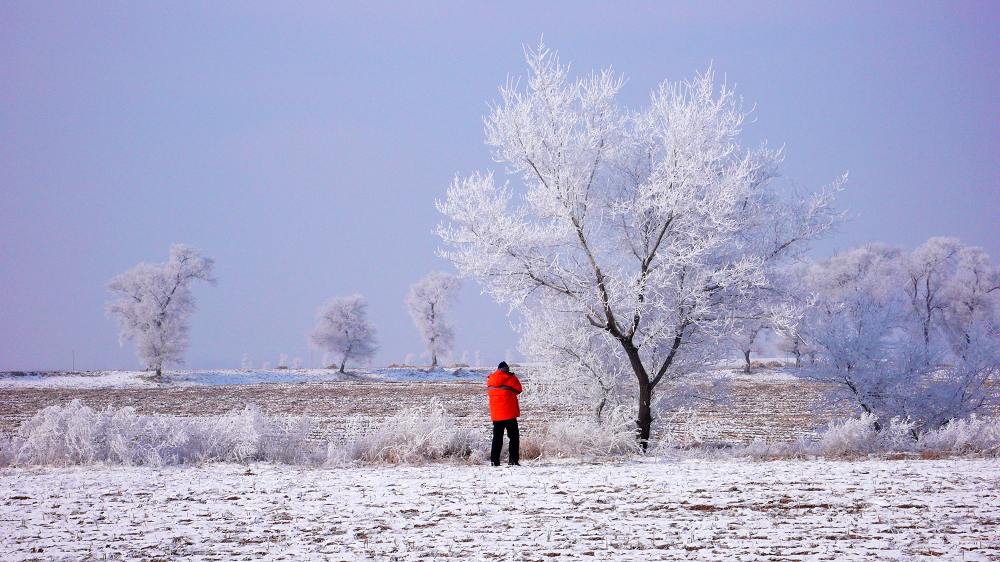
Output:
[2,459,997,561]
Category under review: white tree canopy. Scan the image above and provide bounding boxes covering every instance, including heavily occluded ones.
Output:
[405,272,461,368]
[106,244,215,377]
[437,42,843,445]
[308,294,378,373]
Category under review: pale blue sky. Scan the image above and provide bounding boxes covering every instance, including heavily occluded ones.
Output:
[2,2,998,371]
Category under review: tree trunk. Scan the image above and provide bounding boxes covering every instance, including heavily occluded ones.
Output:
[595,396,607,424]
[339,358,346,374]
[155,366,162,379]
[616,325,684,451]
[621,342,654,451]
[431,352,438,369]
[637,379,653,450]
[743,349,752,373]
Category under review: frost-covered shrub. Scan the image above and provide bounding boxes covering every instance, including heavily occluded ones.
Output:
[1,400,315,467]
[814,413,916,458]
[330,401,641,465]
[735,437,813,461]
[0,434,12,466]
[811,414,999,458]
[721,413,1000,460]
[329,400,477,464]
[525,406,639,459]
[917,415,1000,456]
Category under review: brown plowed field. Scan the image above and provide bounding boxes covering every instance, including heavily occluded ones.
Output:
[0,372,854,445]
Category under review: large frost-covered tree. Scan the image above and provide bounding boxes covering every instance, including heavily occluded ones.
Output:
[309,295,378,373]
[406,272,461,369]
[796,238,999,432]
[106,244,216,378]
[437,43,842,447]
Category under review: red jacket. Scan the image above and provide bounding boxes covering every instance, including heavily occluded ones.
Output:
[486,370,522,421]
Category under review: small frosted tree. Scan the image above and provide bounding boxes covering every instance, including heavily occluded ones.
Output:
[106,244,215,378]
[904,237,963,354]
[730,319,770,374]
[437,42,842,447]
[406,272,461,369]
[797,244,905,429]
[309,295,378,373]
[904,238,1000,428]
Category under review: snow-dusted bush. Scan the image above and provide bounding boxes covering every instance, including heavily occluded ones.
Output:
[330,401,640,465]
[524,406,639,459]
[0,434,11,466]
[328,400,478,464]
[725,413,1000,460]
[7,402,992,468]
[813,413,916,458]
[917,415,1000,456]
[1,400,316,467]
[813,414,1000,458]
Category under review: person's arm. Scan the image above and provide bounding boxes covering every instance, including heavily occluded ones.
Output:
[505,374,523,394]
[488,374,522,394]
[488,384,520,393]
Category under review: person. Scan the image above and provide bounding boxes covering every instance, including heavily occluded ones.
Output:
[487,361,522,466]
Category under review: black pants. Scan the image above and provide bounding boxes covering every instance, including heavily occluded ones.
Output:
[491,418,519,465]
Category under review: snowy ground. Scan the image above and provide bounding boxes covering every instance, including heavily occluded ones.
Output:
[2,458,997,561]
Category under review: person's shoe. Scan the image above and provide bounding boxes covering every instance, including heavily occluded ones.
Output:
[508,462,520,466]
[491,462,500,466]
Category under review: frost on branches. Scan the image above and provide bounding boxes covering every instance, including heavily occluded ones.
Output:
[436,42,842,447]
[106,244,215,378]
[406,272,461,369]
[796,238,1000,433]
[308,295,377,373]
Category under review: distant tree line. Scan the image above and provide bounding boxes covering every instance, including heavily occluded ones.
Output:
[106,246,460,377]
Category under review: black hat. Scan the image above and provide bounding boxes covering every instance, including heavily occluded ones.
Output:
[497,361,509,372]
